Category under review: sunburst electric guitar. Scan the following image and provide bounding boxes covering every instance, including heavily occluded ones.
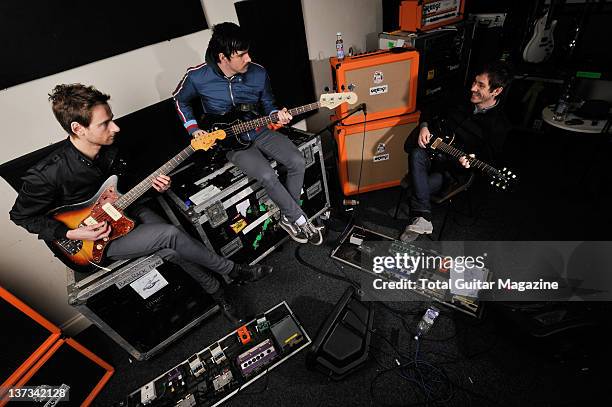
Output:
[48,134,216,272]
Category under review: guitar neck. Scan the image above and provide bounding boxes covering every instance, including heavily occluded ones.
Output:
[544,0,557,28]
[227,102,322,136]
[433,140,500,177]
[115,145,196,210]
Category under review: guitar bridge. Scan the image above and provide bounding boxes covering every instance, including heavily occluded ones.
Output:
[57,238,83,255]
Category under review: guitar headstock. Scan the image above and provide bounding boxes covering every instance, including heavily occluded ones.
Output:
[490,167,518,192]
[191,130,227,151]
[319,92,358,109]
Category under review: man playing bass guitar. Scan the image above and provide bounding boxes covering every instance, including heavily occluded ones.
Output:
[10,84,272,327]
[402,62,512,241]
[173,22,324,245]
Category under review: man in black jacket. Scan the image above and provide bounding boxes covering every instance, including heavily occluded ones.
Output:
[402,62,512,241]
[10,84,272,326]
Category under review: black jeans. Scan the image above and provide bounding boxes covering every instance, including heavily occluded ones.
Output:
[106,206,233,294]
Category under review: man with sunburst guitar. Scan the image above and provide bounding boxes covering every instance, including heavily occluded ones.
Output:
[10,84,274,327]
[401,62,513,241]
[173,22,330,246]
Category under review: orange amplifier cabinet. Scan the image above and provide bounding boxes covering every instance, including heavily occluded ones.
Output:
[4,338,114,407]
[400,0,465,32]
[330,50,419,125]
[0,286,61,396]
[335,111,420,196]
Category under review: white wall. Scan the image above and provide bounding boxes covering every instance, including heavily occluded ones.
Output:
[0,0,381,334]
[302,0,383,135]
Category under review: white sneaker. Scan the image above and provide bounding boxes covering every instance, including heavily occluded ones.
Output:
[406,217,433,235]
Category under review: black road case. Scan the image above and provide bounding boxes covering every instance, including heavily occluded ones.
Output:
[67,255,218,361]
[162,130,330,265]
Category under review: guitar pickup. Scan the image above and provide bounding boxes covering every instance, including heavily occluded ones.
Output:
[204,201,228,228]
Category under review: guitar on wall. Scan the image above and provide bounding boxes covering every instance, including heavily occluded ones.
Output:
[47,134,215,272]
[427,132,517,192]
[522,0,558,63]
[196,92,358,152]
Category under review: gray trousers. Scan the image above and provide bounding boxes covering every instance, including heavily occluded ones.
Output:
[227,129,306,223]
[106,206,233,294]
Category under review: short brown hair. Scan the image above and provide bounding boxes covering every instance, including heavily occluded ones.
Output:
[48,84,110,134]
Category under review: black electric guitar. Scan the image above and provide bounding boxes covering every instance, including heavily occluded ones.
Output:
[196,92,358,152]
[46,133,214,273]
[428,134,517,191]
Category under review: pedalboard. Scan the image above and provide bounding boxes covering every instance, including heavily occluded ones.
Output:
[125,301,311,407]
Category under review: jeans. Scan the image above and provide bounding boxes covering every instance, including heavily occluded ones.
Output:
[408,147,445,215]
[227,129,306,223]
[106,206,233,294]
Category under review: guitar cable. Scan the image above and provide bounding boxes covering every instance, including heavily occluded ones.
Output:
[335,104,368,245]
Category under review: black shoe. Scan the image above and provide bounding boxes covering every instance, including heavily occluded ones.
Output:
[210,290,244,327]
[231,264,273,283]
[279,215,308,243]
[301,221,325,246]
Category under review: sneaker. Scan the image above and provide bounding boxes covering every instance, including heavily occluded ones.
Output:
[232,263,273,283]
[210,289,244,327]
[405,217,433,235]
[400,227,420,242]
[301,221,325,246]
[279,215,308,243]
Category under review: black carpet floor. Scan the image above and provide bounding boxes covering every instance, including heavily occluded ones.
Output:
[74,127,611,407]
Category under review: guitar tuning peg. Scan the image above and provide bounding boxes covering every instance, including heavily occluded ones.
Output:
[341,84,346,91]
[348,83,355,91]
[324,86,330,92]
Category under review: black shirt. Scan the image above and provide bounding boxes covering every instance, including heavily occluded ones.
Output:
[9,139,119,241]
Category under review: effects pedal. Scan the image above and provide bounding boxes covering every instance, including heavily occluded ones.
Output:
[271,315,304,351]
[237,339,278,377]
[256,316,270,333]
[140,381,156,405]
[236,325,251,345]
[187,353,206,377]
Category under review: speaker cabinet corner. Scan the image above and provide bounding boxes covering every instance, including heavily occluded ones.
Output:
[335,112,420,196]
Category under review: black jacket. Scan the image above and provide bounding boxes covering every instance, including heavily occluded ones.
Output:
[9,139,119,241]
[407,99,511,164]
[443,100,511,162]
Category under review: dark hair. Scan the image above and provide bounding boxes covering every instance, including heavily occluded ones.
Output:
[206,22,250,64]
[476,61,512,95]
[48,84,110,134]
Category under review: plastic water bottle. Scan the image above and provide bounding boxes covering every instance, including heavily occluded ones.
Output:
[415,306,440,340]
[336,32,345,60]
[552,78,575,121]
